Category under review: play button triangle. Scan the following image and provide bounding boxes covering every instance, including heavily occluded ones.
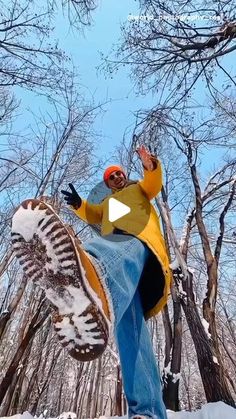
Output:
[108,197,131,222]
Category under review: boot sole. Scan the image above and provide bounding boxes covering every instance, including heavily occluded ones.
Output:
[11,199,109,362]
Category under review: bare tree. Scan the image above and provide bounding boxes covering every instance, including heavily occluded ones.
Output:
[0,75,107,414]
[0,299,50,406]
[103,0,236,108]
[0,0,70,92]
[59,0,98,26]
[129,109,236,406]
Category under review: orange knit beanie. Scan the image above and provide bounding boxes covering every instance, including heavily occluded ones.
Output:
[103,165,126,185]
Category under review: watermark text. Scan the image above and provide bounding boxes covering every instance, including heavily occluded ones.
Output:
[127,13,223,22]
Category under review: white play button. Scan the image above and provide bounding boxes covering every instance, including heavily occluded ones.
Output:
[108,197,131,222]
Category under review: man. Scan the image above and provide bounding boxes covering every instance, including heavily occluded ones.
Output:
[11,145,170,419]
[61,145,170,419]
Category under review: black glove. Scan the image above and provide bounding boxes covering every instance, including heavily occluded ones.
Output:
[61,183,82,210]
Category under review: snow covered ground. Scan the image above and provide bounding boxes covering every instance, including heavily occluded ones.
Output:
[0,402,235,419]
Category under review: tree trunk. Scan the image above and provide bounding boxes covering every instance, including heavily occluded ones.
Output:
[163,293,182,411]
[0,366,24,416]
[91,357,102,418]
[157,186,235,407]
[4,343,33,415]
[0,250,13,279]
[0,303,50,405]
[85,362,95,419]
[97,360,104,416]
[160,194,182,412]
[115,365,123,416]
[180,270,235,406]
[72,364,85,413]
[21,320,52,413]
[0,268,27,341]
[76,362,90,417]
[30,349,61,416]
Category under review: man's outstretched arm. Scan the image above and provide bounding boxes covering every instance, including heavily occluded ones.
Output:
[61,183,103,224]
[137,145,163,200]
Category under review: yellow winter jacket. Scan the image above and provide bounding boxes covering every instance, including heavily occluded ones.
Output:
[73,159,171,319]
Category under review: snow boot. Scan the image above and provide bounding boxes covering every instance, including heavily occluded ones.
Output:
[11,198,110,362]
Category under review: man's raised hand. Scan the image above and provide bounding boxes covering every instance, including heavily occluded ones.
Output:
[136,145,155,171]
[61,183,82,210]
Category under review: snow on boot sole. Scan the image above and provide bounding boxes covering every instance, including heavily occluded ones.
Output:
[11,199,109,362]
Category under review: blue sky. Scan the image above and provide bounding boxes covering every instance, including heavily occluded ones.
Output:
[3,0,233,179]
[7,0,157,163]
[0,1,234,235]
[58,0,158,158]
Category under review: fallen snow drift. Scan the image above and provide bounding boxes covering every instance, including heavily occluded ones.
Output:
[167,401,236,418]
[0,402,235,419]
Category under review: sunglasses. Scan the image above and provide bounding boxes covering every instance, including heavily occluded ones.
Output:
[109,171,124,181]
